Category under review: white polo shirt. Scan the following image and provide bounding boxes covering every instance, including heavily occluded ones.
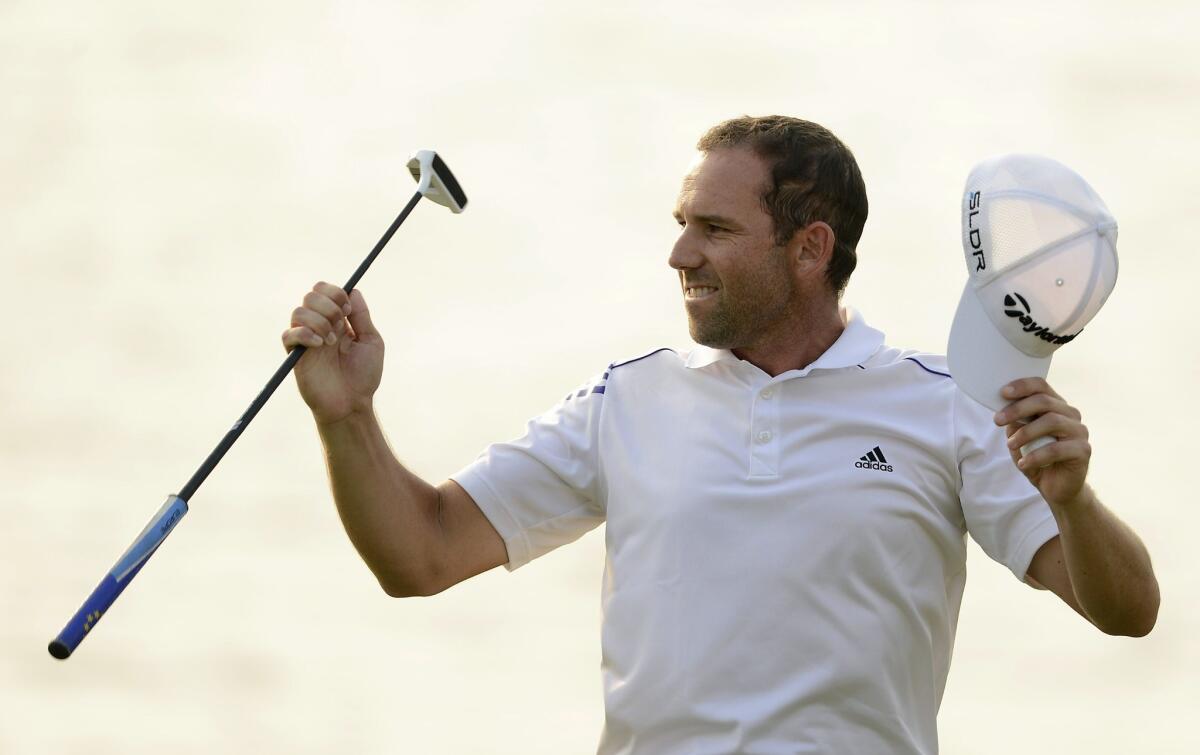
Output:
[451,308,1060,755]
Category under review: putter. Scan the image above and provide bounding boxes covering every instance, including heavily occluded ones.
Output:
[47,150,467,660]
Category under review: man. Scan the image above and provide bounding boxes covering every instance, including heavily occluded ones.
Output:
[282,116,1159,754]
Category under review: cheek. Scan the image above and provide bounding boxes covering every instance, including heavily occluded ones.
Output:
[755,248,793,290]
[725,247,781,290]
[707,241,749,283]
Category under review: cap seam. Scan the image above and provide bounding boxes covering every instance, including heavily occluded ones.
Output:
[979,188,1110,225]
[971,220,1112,291]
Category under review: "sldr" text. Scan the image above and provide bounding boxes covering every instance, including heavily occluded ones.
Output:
[967,191,986,272]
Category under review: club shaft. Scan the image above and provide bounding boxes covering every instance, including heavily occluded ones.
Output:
[48,189,425,659]
[178,189,423,501]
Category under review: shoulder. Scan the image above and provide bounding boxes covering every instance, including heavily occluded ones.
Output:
[856,346,967,437]
[605,346,686,386]
[608,346,682,372]
[561,347,682,404]
[862,344,954,382]
[864,347,1000,440]
[868,349,992,423]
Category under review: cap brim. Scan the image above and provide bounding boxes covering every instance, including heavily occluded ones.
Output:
[947,285,1052,411]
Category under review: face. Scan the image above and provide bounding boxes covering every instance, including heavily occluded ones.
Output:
[670,147,796,350]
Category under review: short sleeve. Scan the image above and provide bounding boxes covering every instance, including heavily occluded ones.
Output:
[450,371,608,571]
[955,388,1060,582]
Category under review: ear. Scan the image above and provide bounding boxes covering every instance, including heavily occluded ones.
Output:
[788,221,836,281]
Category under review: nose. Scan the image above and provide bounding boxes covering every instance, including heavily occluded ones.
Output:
[669,226,704,272]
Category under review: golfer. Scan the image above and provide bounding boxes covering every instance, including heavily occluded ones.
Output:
[282,116,1160,754]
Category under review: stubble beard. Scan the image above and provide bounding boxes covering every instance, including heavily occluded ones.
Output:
[687,293,740,348]
[687,251,796,350]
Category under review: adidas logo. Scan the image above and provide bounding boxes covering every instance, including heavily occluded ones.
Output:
[855,445,893,473]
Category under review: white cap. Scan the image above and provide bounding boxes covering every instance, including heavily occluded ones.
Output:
[947,154,1118,411]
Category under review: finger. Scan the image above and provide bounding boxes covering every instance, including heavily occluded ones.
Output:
[993,393,1080,426]
[1002,377,1063,402]
[1005,424,1024,467]
[282,326,326,351]
[312,281,352,316]
[291,306,340,344]
[1006,412,1086,450]
[302,289,346,326]
[1017,438,1092,471]
[346,289,379,340]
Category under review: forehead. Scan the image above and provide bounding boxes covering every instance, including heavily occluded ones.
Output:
[675,147,771,215]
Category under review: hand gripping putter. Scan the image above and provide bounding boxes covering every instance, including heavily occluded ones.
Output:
[48,150,467,660]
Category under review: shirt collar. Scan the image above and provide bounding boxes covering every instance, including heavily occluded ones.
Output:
[684,306,885,373]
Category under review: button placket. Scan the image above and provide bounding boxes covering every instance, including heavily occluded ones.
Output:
[749,382,782,478]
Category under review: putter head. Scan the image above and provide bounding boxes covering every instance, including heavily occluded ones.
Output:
[407,150,468,213]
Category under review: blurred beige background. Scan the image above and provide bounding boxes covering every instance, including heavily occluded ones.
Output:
[2,1,1196,752]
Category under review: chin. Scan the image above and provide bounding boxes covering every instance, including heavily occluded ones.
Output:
[688,321,735,349]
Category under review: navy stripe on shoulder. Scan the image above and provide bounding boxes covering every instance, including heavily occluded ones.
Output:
[564,349,675,402]
[609,347,677,371]
[565,384,606,401]
[904,356,952,379]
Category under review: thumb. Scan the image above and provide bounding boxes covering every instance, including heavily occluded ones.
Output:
[347,289,380,340]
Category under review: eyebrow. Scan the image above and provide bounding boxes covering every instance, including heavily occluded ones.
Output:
[673,210,741,228]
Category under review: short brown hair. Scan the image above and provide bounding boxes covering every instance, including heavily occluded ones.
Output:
[697,115,868,296]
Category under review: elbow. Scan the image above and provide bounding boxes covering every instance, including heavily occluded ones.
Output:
[1110,612,1157,638]
[378,564,448,598]
[1126,621,1156,639]
[1128,600,1161,638]
[1131,580,1162,637]
[377,569,434,599]
[1104,583,1161,638]
[381,580,424,598]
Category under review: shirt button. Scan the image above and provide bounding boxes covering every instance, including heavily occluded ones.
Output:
[760,388,774,399]
[756,430,772,443]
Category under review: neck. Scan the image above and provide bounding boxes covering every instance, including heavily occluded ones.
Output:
[731,300,846,377]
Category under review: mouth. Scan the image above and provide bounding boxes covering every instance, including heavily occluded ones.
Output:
[685,286,719,300]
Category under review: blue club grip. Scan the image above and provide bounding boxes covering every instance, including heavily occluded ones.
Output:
[49,495,189,659]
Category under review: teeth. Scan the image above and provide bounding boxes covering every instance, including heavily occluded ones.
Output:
[687,286,718,298]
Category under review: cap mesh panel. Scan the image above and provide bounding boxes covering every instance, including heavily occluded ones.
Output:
[986,196,1090,275]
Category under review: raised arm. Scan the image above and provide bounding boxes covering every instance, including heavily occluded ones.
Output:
[997,377,1159,636]
[283,281,507,596]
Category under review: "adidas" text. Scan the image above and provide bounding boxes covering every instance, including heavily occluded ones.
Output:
[855,460,893,472]
[856,445,894,473]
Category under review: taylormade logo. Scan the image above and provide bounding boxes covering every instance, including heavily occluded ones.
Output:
[1003,293,1079,345]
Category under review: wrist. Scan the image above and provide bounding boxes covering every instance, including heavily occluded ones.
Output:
[314,401,376,433]
[1047,483,1098,519]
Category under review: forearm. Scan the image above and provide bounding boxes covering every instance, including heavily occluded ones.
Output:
[1050,485,1160,636]
[317,406,441,597]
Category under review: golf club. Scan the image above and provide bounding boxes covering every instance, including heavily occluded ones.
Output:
[47,149,467,660]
